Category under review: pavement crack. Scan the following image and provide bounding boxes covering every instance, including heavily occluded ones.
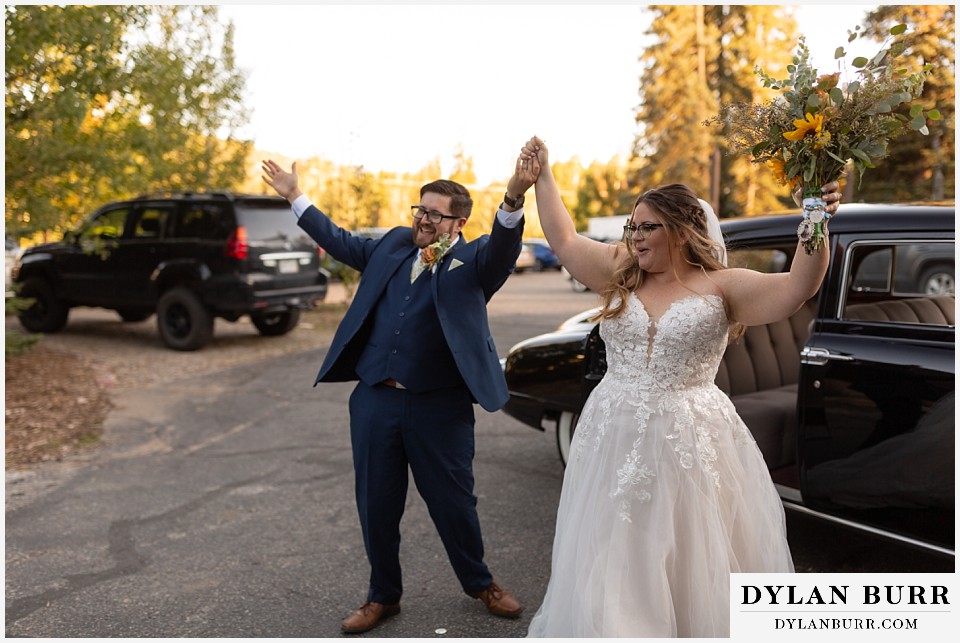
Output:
[5,472,276,626]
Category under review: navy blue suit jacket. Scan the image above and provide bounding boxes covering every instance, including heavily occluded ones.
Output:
[297,205,523,412]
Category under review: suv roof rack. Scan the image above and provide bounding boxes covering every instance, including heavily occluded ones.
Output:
[133,191,235,201]
[133,191,286,202]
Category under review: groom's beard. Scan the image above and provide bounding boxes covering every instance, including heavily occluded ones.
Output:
[412,221,442,248]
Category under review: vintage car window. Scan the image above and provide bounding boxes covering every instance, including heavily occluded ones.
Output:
[842,241,955,326]
[80,207,128,240]
[850,247,893,292]
[131,206,171,239]
[726,248,789,273]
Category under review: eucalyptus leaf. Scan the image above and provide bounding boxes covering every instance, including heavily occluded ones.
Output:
[852,56,868,68]
[890,23,907,35]
[909,104,924,117]
[850,148,873,167]
[829,88,844,105]
[826,149,847,165]
[834,47,845,59]
[927,108,941,120]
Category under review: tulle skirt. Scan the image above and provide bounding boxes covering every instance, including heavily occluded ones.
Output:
[527,381,794,638]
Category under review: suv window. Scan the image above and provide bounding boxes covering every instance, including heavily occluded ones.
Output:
[132,206,172,239]
[842,241,955,327]
[82,207,128,240]
[173,203,234,240]
[236,204,312,244]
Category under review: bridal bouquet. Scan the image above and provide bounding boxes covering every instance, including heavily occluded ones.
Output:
[707,23,939,254]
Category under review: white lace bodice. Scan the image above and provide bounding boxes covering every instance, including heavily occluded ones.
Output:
[600,293,729,391]
[573,293,750,521]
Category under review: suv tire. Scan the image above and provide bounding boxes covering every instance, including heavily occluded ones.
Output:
[251,308,301,336]
[157,287,213,351]
[18,277,69,333]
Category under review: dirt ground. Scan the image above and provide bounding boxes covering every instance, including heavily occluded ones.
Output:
[5,288,349,469]
[5,344,114,466]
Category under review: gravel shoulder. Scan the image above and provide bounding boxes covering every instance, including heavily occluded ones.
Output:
[4,283,350,469]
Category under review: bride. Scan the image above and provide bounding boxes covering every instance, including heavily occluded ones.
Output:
[518,136,840,637]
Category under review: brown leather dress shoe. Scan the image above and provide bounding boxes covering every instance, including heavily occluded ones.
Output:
[340,601,401,634]
[471,581,524,618]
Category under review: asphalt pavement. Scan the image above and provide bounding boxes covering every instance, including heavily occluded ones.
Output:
[4,270,594,638]
[5,269,950,638]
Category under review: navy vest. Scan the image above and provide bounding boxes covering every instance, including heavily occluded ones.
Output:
[354,252,464,392]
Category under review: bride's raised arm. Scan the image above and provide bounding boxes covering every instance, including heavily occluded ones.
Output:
[716,184,839,326]
[521,136,619,292]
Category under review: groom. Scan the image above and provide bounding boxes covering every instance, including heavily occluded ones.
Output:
[262,158,535,634]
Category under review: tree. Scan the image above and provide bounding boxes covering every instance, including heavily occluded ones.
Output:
[859,5,955,201]
[632,5,800,216]
[5,5,251,240]
[711,5,799,215]
[549,157,586,230]
[319,166,385,231]
[573,157,632,225]
[633,5,719,199]
[449,144,478,186]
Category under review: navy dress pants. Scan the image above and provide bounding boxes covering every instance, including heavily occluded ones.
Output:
[348,381,494,605]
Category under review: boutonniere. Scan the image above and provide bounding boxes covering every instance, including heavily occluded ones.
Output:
[420,233,452,269]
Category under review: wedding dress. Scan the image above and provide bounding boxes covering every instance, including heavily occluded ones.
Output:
[527,292,794,638]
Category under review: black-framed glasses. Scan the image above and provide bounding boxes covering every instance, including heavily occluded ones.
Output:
[411,205,461,224]
[623,222,664,239]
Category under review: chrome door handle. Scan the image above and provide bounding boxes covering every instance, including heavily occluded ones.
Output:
[801,346,855,366]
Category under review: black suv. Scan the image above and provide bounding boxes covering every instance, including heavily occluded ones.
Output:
[12,192,328,350]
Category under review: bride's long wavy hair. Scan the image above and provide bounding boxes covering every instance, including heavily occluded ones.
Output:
[593,184,742,339]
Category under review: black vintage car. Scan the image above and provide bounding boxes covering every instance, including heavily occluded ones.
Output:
[502,203,955,556]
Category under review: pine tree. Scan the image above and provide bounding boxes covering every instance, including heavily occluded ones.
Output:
[632,5,800,217]
[712,5,799,215]
[858,5,955,201]
[632,5,719,198]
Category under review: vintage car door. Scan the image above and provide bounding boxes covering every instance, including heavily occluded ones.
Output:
[797,232,955,554]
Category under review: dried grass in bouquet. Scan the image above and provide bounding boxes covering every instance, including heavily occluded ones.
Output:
[706,24,940,254]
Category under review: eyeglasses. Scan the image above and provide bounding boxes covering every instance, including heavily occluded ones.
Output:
[623,222,665,239]
[411,205,461,224]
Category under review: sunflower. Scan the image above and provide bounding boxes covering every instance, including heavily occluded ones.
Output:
[782,112,824,142]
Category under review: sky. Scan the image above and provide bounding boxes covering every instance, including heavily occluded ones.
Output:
[220,2,886,185]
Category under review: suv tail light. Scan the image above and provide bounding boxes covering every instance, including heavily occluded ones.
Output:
[226,226,248,259]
